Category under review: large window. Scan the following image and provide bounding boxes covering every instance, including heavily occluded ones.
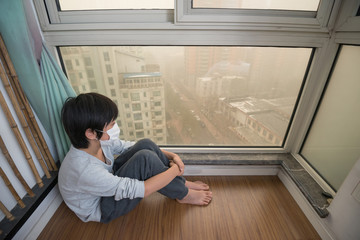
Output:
[34,0,360,193]
[60,46,311,146]
[300,45,360,191]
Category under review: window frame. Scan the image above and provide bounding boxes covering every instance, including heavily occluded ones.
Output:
[34,0,358,158]
[175,0,334,32]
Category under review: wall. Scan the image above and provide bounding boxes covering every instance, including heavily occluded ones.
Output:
[325,158,360,240]
[0,76,54,221]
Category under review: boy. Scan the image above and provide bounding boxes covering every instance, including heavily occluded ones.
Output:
[59,93,212,223]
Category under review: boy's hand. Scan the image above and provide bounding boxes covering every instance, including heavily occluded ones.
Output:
[170,154,184,176]
[169,161,182,176]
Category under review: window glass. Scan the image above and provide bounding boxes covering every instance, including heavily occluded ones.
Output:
[301,46,360,191]
[59,46,311,146]
[193,0,320,11]
[59,0,174,11]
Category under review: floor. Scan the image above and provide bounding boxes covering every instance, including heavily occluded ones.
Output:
[38,176,320,240]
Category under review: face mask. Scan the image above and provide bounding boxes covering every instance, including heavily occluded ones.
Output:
[98,122,120,141]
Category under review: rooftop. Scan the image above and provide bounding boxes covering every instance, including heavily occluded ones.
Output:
[122,72,162,78]
[249,111,289,137]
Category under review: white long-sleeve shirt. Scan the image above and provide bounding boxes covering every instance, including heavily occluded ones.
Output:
[58,139,144,222]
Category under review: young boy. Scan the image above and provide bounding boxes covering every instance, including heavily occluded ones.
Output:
[58,93,212,223]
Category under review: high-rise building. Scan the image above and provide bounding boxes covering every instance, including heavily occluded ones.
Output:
[61,47,166,143]
[118,72,166,143]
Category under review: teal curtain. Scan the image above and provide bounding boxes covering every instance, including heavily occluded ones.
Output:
[0,0,75,161]
[40,44,76,161]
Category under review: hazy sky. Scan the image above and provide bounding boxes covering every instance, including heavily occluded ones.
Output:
[59,0,319,11]
[59,0,174,10]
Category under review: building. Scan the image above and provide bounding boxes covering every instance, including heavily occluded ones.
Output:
[219,97,293,146]
[118,72,167,143]
[61,47,166,143]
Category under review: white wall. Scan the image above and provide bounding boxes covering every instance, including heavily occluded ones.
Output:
[0,83,42,221]
[324,158,360,240]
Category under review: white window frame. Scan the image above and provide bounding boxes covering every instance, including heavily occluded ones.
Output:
[175,0,334,32]
[34,0,173,31]
[33,0,360,193]
[33,0,358,160]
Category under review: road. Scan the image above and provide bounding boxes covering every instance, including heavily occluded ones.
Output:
[165,81,246,145]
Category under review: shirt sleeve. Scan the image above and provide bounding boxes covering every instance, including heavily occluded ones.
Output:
[103,139,135,155]
[76,163,145,200]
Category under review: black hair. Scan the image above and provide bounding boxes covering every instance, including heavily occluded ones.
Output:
[61,92,118,149]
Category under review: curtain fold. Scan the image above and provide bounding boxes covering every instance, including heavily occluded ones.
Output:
[0,0,76,162]
[40,44,76,161]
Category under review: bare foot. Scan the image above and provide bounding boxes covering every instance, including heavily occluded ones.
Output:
[177,189,212,205]
[185,180,210,191]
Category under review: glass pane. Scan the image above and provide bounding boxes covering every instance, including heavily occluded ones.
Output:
[193,0,320,11]
[59,46,311,146]
[301,46,360,191]
[59,0,174,11]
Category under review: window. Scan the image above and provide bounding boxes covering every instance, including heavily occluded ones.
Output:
[58,0,174,10]
[84,57,92,66]
[65,60,73,70]
[106,64,112,73]
[175,0,332,28]
[192,0,320,11]
[59,45,310,146]
[136,131,145,138]
[131,92,140,101]
[301,45,360,191]
[89,80,97,89]
[134,113,142,120]
[132,103,141,111]
[110,89,116,97]
[86,69,94,78]
[153,91,161,97]
[108,77,114,85]
[103,52,110,61]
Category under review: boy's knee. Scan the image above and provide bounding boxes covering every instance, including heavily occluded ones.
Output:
[136,138,158,150]
[134,149,159,163]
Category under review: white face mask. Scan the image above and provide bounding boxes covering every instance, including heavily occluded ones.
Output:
[98,122,120,141]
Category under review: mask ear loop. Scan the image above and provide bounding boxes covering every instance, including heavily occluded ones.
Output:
[94,129,104,141]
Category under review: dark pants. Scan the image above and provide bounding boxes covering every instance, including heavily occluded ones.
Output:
[100,139,188,223]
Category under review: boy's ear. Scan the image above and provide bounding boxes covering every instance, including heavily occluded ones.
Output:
[85,128,98,140]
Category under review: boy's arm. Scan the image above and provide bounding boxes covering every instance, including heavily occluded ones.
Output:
[144,164,180,197]
[161,149,185,175]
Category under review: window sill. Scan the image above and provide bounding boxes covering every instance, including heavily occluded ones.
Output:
[178,152,330,218]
